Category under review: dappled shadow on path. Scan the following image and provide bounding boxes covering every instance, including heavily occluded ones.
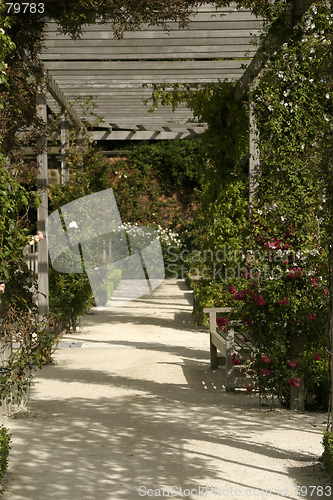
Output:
[1,280,331,499]
[3,351,331,500]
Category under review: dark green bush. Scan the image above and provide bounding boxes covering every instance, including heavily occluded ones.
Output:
[323,431,333,479]
[95,283,113,306]
[0,426,11,484]
[49,268,95,332]
[94,269,122,306]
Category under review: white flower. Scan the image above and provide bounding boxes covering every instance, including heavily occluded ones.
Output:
[0,28,5,35]
[257,209,262,215]
[0,284,5,293]
[326,93,330,99]
[68,221,78,229]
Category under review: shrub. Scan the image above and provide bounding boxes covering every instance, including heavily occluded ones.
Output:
[0,309,63,406]
[0,426,11,484]
[49,268,95,332]
[323,432,333,479]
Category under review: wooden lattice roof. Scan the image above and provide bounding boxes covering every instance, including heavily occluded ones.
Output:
[40,1,314,142]
[41,4,264,141]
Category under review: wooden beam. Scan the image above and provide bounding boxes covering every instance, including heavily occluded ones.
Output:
[46,73,83,126]
[44,59,249,72]
[91,129,202,141]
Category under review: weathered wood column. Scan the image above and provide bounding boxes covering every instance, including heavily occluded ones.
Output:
[60,112,69,184]
[249,83,259,215]
[36,95,49,318]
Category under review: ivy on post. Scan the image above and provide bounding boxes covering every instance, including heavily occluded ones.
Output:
[36,94,49,318]
[249,78,260,218]
[60,112,69,184]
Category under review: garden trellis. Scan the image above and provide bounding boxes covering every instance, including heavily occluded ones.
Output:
[27,0,330,415]
[34,0,315,317]
[41,5,264,141]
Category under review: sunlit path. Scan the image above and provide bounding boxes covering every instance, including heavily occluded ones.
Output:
[0,280,331,500]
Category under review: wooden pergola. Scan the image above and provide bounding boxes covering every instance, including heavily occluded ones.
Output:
[41,5,264,142]
[36,0,315,305]
[35,0,320,411]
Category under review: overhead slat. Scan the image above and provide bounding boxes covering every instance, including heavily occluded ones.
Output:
[42,49,256,60]
[40,4,264,140]
[44,37,256,48]
[44,59,250,70]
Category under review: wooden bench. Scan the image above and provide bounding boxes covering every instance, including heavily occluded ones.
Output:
[203,307,252,392]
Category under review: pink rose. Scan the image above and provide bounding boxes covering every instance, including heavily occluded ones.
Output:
[216,317,228,328]
[256,294,265,306]
[313,353,320,361]
[288,378,301,388]
[231,353,241,366]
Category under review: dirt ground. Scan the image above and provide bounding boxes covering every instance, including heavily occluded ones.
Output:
[0,279,332,500]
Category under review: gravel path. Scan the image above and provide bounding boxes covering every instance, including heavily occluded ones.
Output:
[0,279,332,499]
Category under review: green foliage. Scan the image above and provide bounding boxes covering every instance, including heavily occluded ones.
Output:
[43,0,202,39]
[150,1,332,409]
[0,4,15,89]
[0,156,41,313]
[91,269,121,307]
[0,308,63,406]
[110,140,203,230]
[323,432,333,479]
[228,0,333,405]
[48,133,206,323]
[48,269,95,332]
[0,426,11,484]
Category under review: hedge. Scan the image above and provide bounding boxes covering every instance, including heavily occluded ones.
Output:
[322,431,333,479]
[0,426,11,485]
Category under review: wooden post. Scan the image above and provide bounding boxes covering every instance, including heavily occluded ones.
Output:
[60,113,69,184]
[249,82,259,216]
[209,311,218,369]
[225,326,235,392]
[36,95,49,318]
[330,247,333,428]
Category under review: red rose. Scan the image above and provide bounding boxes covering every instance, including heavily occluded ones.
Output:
[288,378,300,388]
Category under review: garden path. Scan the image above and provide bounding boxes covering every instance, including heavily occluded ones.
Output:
[0,279,332,499]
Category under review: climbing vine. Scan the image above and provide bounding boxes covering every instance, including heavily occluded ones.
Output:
[221,0,333,407]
